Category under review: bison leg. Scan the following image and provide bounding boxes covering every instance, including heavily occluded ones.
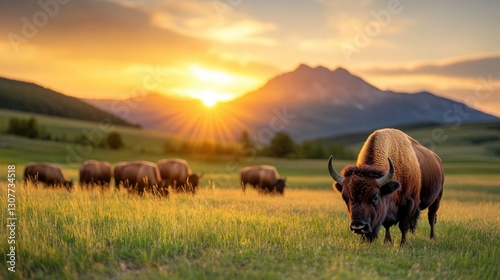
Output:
[428,189,443,239]
[398,223,409,246]
[384,226,392,243]
[159,186,169,198]
[135,182,145,196]
[138,187,145,196]
[409,209,421,234]
[398,198,417,246]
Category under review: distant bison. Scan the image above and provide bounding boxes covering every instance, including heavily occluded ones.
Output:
[79,160,112,188]
[240,165,286,195]
[114,161,167,197]
[157,158,202,193]
[328,128,444,246]
[24,162,73,189]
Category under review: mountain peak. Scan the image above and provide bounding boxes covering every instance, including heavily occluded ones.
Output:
[333,66,350,74]
[314,65,331,72]
[414,91,434,96]
[295,63,313,72]
[293,64,356,78]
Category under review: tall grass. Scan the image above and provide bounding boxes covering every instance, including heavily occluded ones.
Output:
[1,181,499,279]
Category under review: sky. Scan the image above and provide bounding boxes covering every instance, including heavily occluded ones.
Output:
[0,0,499,115]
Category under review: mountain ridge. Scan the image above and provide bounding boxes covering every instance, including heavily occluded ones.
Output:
[218,64,497,140]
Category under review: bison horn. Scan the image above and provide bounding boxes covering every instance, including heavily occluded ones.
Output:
[328,155,345,185]
[376,158,395,187]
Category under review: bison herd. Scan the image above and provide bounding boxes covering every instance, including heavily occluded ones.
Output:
[23,158,287,196]
[24,158,205,196]
[23,128,445,245]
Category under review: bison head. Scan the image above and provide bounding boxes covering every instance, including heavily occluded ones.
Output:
[275,178,286,195]
[65,180,74,191]
[328,156,400,242]
[186,173,203,193]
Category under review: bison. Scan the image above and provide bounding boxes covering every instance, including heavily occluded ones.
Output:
[79,160,112,189]
[157,158,202,193]
[240,165,286,195]
[113,161,167,197]
[24,162,73,189]
[328,128,444,246]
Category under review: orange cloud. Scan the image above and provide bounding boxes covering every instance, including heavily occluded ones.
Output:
[0,0,280,101]
[149,2,277,46]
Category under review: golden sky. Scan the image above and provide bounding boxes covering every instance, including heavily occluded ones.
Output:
[0,0,499,115]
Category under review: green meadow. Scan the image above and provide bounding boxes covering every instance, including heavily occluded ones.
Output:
[1,175,499,279]
[0,109,500,279]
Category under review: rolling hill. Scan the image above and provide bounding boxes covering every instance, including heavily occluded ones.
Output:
[0,77,139,128]
[85,64,497,141]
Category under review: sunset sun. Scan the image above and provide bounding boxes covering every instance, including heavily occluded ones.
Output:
[200,93,219,107]
[187,66,246,108]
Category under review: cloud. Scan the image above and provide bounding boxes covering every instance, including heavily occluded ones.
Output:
[320,0,414,38]
[363,55,500,80]
[0,0,280,99]
[0,0,279,64]
[0,0,209,62]
[131,0,278,46]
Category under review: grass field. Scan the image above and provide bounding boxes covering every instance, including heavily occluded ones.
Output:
[1,109,500,279]
[1,155,499,279]
[0,176,499,279]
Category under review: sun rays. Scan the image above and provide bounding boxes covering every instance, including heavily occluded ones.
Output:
[151,64,266,145]
[152,98,251,150]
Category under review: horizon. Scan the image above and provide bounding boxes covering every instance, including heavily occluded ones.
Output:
[0,0,499,116]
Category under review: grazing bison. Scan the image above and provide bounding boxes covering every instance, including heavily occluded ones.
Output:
[240,165,286,195]
[113,161,167,197]
[24,162,73,189]
[157,158,202,193]
[79,160,112,188]
[328,128,444,246]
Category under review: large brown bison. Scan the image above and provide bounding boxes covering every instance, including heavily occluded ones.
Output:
[240,165,286,195]
[157,158,202,193]
[114,161,167,197]
[24,162,73,189]
[328,128,444,246]
[79,160,112,188]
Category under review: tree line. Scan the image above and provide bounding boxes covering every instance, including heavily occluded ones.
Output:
[163,131,356,160]
[4,117,354,159]
[247,131,355,160]
[5,117,124,150]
